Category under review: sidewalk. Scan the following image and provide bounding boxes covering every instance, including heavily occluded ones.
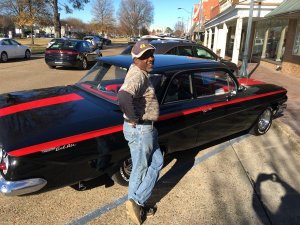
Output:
[247,63,300,149]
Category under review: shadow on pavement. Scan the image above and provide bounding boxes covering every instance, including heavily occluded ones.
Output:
[253,173,300,225]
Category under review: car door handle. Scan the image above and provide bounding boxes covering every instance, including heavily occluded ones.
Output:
[203,108,212,113]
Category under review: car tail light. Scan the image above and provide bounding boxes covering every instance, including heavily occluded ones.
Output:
[45,49,78,55]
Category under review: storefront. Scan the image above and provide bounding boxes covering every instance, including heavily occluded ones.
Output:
[263,0,300,75]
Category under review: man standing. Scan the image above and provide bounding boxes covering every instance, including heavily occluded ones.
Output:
[118,41,163,225]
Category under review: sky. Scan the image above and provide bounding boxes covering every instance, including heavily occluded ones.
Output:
[60,0,200,31]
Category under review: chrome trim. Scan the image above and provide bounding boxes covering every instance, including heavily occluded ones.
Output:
[0,175,47,196]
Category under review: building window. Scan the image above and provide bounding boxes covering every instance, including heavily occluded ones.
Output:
[292,19,300,56]
[254,19,288,60]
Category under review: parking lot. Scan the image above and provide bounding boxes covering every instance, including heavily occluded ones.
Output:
[1,46,300,225]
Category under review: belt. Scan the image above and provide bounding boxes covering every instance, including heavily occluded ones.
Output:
[125,119,154,125]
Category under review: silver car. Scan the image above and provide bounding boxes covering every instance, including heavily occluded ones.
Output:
[0,38,31,62]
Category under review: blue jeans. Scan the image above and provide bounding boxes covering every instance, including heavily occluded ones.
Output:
[123,121,164,206]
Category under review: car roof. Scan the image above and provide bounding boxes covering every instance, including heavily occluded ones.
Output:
[123,40,216,56]
[99,54,226,74]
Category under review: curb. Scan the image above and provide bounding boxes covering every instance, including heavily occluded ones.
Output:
[273,120,300,154]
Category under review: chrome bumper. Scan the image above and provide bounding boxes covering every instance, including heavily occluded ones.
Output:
[0,175,47,196]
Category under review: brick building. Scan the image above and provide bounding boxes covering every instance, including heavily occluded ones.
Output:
[198,0,300,76]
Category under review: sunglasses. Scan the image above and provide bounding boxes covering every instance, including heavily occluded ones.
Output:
[139,50,154,60]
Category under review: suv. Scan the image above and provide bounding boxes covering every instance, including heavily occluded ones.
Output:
[121,40,238,76]
[83,36,104,49]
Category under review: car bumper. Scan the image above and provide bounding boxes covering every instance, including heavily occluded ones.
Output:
[0,175,47,196]
[45,60,81,68]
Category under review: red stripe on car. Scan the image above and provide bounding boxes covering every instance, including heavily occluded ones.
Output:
[159,90,285,121]
[238,78,265,86]
[0,93,84,117]
[9,125,123,157]
[7,90,286,157]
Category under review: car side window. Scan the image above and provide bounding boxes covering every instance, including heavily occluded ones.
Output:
[178,46,193,57]
[82,42,90,49]
[2,39,10,45]
[193,46,215,60]
[164,73,193,103]
[193,71,236,97]
[165,47,178,55]
[10,39,19,45]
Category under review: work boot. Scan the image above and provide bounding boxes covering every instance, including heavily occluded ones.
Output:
[142,205,157,217]
[126,199,142,225]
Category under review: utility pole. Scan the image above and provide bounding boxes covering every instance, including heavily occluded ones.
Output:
[198,0,202,41]
[178,7,193,38]
[239,0,255,77]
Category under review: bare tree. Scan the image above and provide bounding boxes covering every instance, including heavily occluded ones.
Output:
[118,0,153,36]
[91,0,115,36]
[174,21,185,37]
[0,15,14,36]
[0,0,51,39]
[46,0,89,38]
[26,0,52,44]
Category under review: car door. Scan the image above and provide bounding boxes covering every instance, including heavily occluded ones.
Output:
[83,41,97,62]
[1,39,15,58]
[192,69,243,145]
[10,39,24,58]
[157,72,202,153]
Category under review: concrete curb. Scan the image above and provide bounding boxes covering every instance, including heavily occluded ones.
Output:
[273,119,300,154]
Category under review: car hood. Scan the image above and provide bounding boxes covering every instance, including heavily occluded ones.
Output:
[0,86,123,156]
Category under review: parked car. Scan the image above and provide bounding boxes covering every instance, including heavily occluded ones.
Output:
[0,38,31,62]
[121,40,239,75]
[45,39,102,70]
[83,35,104,49]
[47,37,68,48]
[100,36,112,45]
[0,55,287,196]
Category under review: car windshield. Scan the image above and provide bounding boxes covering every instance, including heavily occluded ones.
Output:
[76,62,166,103]
[48,40,78,49]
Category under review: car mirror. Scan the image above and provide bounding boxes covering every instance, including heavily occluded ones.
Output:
[238,85,246,91]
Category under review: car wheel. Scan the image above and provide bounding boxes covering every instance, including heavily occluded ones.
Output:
[0,52,8,62]
[111,157,131,186]
[251,107,273,135]
[25,50,31,59]
[81,57,88,70]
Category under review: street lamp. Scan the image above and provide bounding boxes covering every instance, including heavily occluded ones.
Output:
[178,7,193,37]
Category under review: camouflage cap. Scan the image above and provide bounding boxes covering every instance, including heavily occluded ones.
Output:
[131,41,156,59]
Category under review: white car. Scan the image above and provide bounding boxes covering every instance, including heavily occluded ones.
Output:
[0,38,31,62]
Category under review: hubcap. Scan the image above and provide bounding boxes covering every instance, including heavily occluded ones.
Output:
[258,109,271,131]
[121,158,132,181]
[83,59,87,69]
[1,53,8,62]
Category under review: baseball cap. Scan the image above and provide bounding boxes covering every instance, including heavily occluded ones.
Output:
[131,41,156,59]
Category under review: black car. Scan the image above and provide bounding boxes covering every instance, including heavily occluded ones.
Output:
[0,55,287,196]
[100,36,112,45]
[45,39,102,70]
[122,40,239,75]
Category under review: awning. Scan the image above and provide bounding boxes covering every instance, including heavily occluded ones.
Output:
[265,0,300,18]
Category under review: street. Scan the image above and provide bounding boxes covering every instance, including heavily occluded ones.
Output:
[0,46,299,225]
